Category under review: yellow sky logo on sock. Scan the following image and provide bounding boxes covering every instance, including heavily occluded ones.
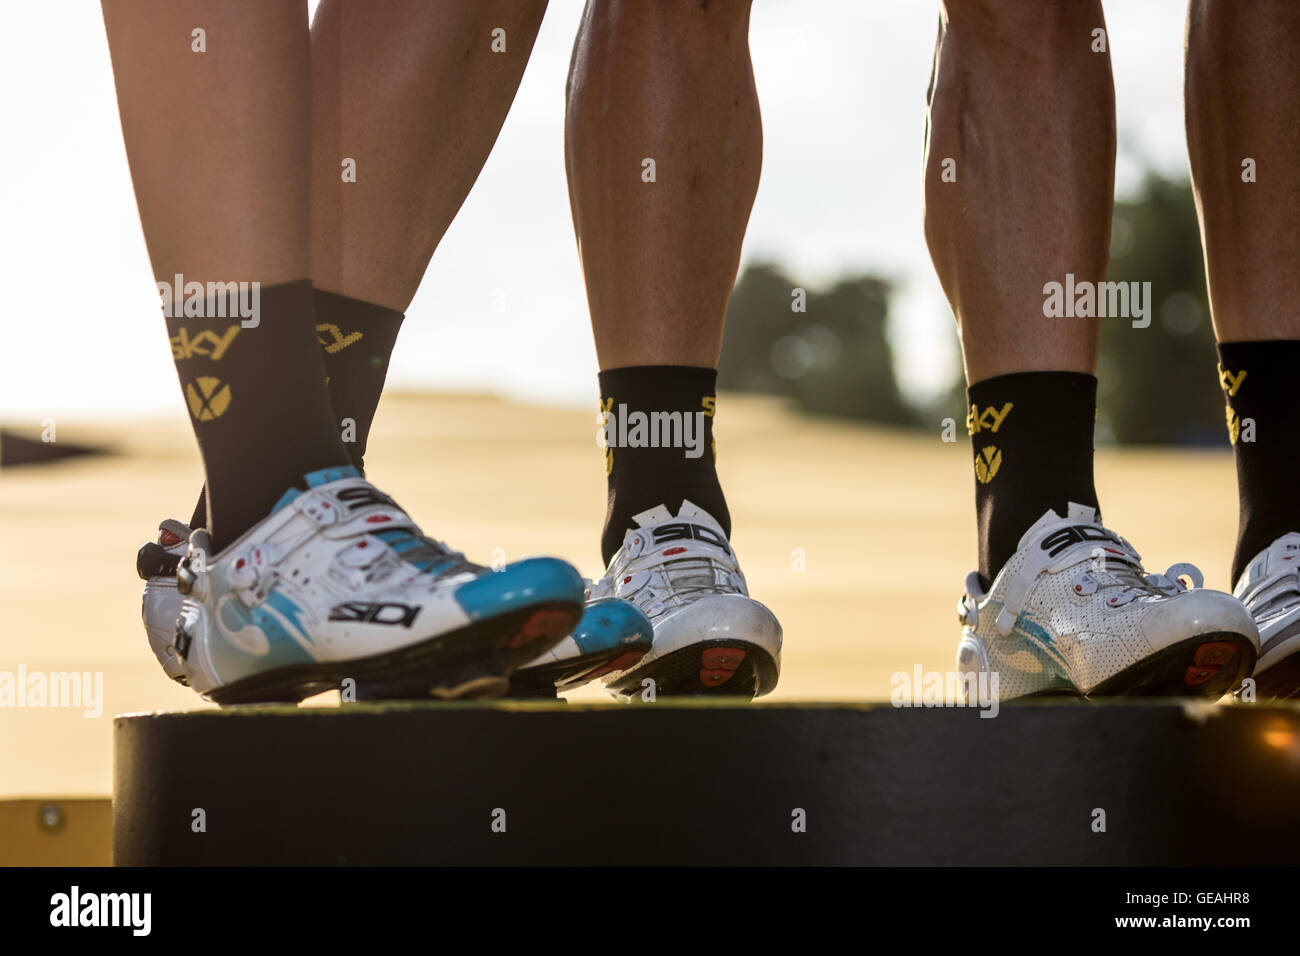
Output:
[171,325,241,362]
[1218,363,1246,397]
[317,323,364,354]
[967,402,1013,436]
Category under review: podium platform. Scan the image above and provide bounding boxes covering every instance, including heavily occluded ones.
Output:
[113,699,1300,865]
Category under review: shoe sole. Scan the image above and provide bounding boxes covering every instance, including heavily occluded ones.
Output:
[1087,631,1257,699]
[507,646,650,699]
[605,639,779,700]
[203,601,582,705]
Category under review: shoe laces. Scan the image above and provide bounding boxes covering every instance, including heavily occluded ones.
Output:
[657,555,743,600]
[372,528,482,580]
[1075,556,1202,608]
[602,552,743,616]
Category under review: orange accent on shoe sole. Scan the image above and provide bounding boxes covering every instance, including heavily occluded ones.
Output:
[510,609,573,649]
[587,649,646,680]
[1184,640,1239,685]
[700,647,746,687]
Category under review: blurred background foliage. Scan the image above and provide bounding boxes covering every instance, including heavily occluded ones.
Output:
[719,265,913,425]
[719,170,1227,447]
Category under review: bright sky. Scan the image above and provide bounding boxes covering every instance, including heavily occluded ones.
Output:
[0,1,1192,422]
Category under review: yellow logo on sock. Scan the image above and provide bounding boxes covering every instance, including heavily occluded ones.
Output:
[185,377,232,421]
[967,402,1013,436]
[974,445,1002,483]
[1226,406,1241,445]
[1218,363,1247,397]
[704,396,717,461]
[317,323,364,354]
[171,325,241,362]
[598,397,615,475]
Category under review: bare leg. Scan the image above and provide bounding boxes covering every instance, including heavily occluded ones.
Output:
[1187,0,1300,343]
[311,0,549,312]
[924,0,1112,383]
[566,0,761,370]
[102,0,310,286]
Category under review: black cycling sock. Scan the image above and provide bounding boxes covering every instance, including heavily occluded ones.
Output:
[188,289,404,534]
[968,371,1101,588]
[314,289,405,474]
[169,279,349,550]
[599,365,729,565]
[1217,340,1300,583]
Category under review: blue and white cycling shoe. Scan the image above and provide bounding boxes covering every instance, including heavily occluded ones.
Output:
[141,513,650,701]
[142,467,584,704]
[139,509,651,701]
[508,594,654,698]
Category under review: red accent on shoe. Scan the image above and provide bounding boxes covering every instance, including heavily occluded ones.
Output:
[1185,640,1238,685]
[699,647,745,687]
[366,515,391,523]
[663,547,687,556]
[588,649,646,679]
[510,608,573,649]
[1193,641,1238,667]
[159,530,184,547]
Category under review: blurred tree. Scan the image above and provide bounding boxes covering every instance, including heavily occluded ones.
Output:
[719,263,914,425]
[1098,172,1225,446]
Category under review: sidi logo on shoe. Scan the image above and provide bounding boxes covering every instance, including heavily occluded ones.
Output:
[1040,525,1122,558]
[652,522,731,555]
[328,602,420,628]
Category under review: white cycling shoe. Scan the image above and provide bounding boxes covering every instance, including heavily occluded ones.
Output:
[155,466,584,704]
[594,500,781,699]
[957,503,1259,701]
[1234,532,1300,700]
